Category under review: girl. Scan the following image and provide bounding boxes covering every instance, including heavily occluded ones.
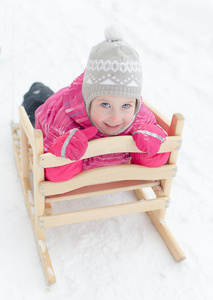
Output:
[26,24,169,182]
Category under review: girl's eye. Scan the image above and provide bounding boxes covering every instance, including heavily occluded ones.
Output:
[123,104,130,108]
[102,102,110,108]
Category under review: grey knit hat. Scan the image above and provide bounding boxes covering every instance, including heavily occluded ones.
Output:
[82,23,142,116]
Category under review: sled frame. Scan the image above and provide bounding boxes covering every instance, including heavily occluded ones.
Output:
[11,100,185,285]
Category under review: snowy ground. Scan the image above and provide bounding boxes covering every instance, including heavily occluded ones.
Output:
[1,0,213,299]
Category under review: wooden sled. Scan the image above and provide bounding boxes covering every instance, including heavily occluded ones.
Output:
[11,100,186,285]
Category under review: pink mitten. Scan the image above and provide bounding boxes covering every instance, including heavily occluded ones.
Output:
[49,126,98,160]
[131,125,166,155]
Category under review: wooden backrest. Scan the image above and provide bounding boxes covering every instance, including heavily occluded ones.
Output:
[19,103,184,197]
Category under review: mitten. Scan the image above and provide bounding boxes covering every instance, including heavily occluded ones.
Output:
[131,125,166,155]
[48,126,98,160]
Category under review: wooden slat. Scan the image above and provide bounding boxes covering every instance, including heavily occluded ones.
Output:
[45,180,159,203]
[168,113,185,164]
[29,151,33,171]
[11,123,22,177]
[37,239,56,284]
[33,129,46,240]
[40,197,169,228]
[142,99,170,133]
[39,136,182,168]
[19,106,35,146]
[134,188,186,261]
[147,211,186,261]
[40,164,177,196]
[13,113,56,284]
[11,122,20,132]
[20,121,29,179]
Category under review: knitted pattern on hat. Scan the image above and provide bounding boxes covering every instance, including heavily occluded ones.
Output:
[82,23,143,116]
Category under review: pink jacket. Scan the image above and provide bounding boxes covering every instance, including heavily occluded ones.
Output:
[35,72,169,182]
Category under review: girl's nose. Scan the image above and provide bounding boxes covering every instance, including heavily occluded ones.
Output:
[108,109,121,123]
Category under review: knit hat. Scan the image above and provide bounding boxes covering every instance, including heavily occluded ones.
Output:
[82,23,142,116]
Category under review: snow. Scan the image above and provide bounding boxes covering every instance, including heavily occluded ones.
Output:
[1,0,213,299]
[39,240,47,254]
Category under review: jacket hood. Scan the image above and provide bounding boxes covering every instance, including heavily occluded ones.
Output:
[64,72,142,137]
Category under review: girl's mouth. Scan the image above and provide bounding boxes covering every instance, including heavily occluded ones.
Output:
[104,123,121,128]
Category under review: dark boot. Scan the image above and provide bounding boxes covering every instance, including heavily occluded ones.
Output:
[22,82,54,127]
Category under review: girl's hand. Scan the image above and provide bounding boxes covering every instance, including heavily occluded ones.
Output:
[131,125,166,155]
[49,126,98,160]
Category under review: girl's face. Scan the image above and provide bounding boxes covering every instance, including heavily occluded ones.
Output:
[90,95,136,135]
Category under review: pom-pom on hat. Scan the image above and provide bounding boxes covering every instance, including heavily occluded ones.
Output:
[104,23,125,41]
[82,23,142,117]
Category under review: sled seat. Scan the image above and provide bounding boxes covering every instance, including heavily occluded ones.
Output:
[11,99,185,285]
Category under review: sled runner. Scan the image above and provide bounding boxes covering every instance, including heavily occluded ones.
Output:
[11,100,185,285]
